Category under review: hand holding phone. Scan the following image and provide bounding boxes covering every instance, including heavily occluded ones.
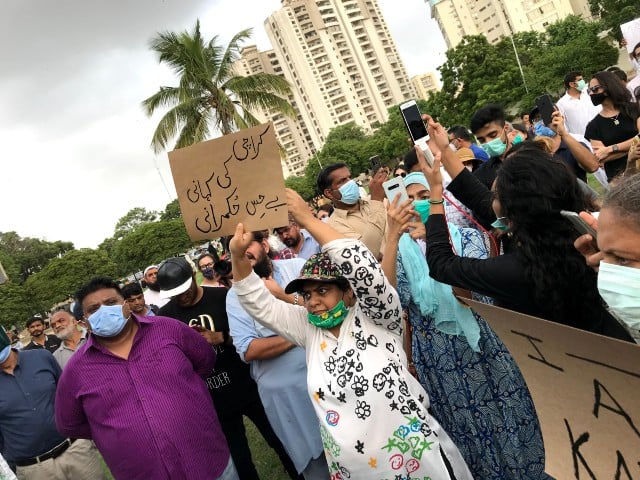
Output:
[399,100,435,166]
[382,177,409,205]
[536,94,556,126]
[560,210,598,239]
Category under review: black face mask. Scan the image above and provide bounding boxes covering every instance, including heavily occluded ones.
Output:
[590,92,607,106]
[252,254,273,279]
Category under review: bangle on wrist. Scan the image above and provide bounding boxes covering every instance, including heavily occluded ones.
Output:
[429,199,444,205]
[293,292,300,305]
[612,144,619,153]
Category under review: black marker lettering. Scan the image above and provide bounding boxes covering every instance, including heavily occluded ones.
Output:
[564,419,596,479]
[511,330,564,371]
[614,450,633,480]
[593,379,640,439]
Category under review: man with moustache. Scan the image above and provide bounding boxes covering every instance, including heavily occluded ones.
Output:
[142,264,169,309]
[157,257,300,480]
[23,316,60,353]
[55,277,236,480]
[122,282,157,316]
[273,217,320,260]
[50,307,87,369]
[227,231,328,480]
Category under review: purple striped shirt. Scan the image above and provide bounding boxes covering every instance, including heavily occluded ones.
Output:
[54,315,229,480]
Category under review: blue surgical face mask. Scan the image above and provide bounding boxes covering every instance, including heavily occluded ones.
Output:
[598,262,640,334]
[534,121,556,138]
[481,134,508,158]
[491,216,511,232]
[413,199,431,223]
[337,179,360,205]
[0,345,11,364]
[88,304,129,338]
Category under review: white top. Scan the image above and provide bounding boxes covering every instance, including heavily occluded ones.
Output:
[627,74,640,102]
[233,238,472,480]
[143,288,169,308]
[556,90,601,136]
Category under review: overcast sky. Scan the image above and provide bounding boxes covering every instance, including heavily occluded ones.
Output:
[0,0,447,248]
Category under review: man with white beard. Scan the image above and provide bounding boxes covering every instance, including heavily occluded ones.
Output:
[50,308,87,369]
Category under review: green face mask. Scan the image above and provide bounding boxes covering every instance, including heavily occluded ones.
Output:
[491,216,511,232]
[307,300,349,329]
[575,79,586,92]
[413,199,431,223]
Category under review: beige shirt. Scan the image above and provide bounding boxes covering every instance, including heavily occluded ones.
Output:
[326,199,386,257]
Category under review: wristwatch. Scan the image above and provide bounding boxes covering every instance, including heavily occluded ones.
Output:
[612,144,619,152]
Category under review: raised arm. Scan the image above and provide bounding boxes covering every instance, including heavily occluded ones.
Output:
[229,223,310,346]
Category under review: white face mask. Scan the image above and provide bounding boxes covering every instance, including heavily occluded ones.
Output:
[465,165,473,172]
[597,262,640,340]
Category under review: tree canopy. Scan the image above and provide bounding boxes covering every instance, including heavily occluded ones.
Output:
[142,21,295,153]
[589,0,640,41]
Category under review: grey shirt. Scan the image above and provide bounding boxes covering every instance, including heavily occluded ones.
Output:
[53,328,88,369]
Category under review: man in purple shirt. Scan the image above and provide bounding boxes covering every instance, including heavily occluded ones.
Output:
[54,277,237,480]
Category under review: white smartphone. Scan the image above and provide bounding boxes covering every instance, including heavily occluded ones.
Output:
[560,210,598,239]
[399,100,434,166]
[383,176,409,204]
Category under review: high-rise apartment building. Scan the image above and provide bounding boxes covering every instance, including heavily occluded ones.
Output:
[234,45,315,177]
[265,0,416,154]
[430,0,592,49]
[411,72,440,100]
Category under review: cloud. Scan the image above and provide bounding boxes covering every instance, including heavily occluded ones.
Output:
[0,0,446,249]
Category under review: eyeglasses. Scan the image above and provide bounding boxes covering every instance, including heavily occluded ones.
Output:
[587,85,603,94]
[199,262,214,270]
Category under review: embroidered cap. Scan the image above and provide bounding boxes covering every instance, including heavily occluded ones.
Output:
[284,252,349,294]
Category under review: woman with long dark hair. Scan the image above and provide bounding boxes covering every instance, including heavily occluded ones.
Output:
[585,71,640,180]
[417,116,633,342]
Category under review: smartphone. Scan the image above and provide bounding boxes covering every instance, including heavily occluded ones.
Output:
[560,210,598,239]
[399,100,430,145]
[399,100,435,166]
[383,177,409,204]
[535,94,555,126]
[370,155,382,173]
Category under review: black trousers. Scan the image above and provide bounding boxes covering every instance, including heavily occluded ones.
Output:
[218,398,302,480]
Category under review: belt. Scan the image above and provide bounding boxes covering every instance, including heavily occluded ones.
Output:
[15,439,76,467]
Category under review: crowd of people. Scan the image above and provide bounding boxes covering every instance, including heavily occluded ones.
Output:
[1,59,640,480]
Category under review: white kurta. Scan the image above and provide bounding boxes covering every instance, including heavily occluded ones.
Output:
[234,239,473,480]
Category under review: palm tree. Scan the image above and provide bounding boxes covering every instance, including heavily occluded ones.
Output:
[142,21,295,153]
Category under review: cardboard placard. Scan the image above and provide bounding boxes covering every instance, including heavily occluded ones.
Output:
[463,299,640,479]
[168,123,288,240]
[621,18,640,54]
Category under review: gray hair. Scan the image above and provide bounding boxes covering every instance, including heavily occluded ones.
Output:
[603,175,640,228]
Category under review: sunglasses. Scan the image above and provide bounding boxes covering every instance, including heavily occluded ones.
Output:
[395,172,406,177]
[587,85,603,94]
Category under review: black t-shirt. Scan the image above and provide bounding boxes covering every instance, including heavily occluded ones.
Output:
[159,287,260,416]
[585,109,639,180]
[472,156,502,189]
[23,334,61,353]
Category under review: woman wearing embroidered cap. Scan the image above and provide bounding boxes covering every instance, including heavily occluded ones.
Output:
[230,189,473,480]
[381,171,549,480]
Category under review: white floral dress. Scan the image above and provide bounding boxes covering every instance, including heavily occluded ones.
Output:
[233,238,473,480]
